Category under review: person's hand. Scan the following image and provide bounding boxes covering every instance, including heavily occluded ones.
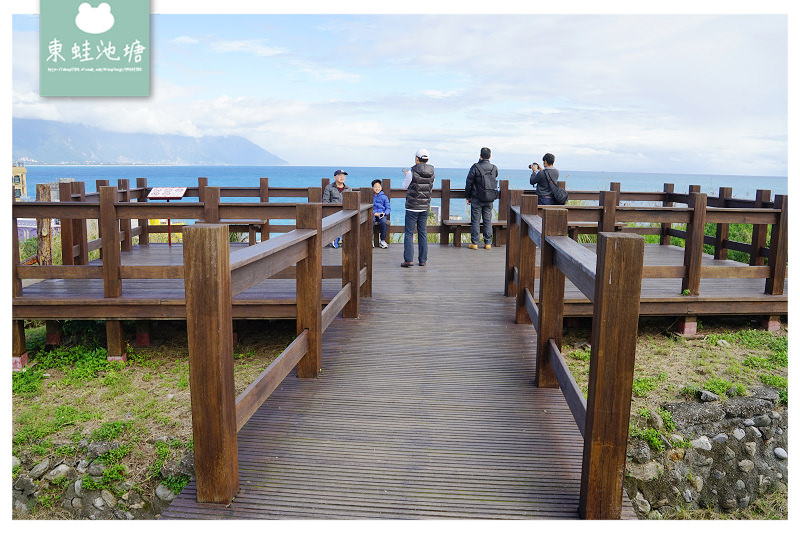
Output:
[402,168,407,173]
[466,199,471,205]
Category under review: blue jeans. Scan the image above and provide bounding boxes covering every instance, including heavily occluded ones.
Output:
[538,196,556,205]
[470,199,494,245]
[404,209,428,263]
[374,215,388,241]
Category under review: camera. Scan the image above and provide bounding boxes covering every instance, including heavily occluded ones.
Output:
[529,163,540,170]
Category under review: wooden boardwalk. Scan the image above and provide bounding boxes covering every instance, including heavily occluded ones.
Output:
[161,244,636,519]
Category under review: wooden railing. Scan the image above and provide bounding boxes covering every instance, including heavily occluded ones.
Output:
[183,189,373,503]
[504,188,788,300]
[509,194,644,519]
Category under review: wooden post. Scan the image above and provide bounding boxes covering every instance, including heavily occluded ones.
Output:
[197,177,208,203]
[118,179,132,252]
[295,204,323,378]
[515,195,538,324]
[610,182,621,206]
[440,179,451,245]
[765,194,787,295]
[35,184,53,265]
[359,187,372,298]
[72,182,89,265]
[497,179,509,246]
[259,177,270,241]
[95,180,109,258]
[307,186,322,203]
[13,320,28,370]
[535,208,567,388]
[599,190,618,233]
[681,192,707,295]
[660,183,675,245]
[100,187,122,299]
[342,191,361,318]
[135,321,151,347]
[203,187,220,224]
[183,224,239,503]
[579,232,644,519]
[504,189,522,297]
[46,321,63,346]
[136,178,149,246]
[750,189,771,266]
[59,182,75,265]
[714,186,732,260]
[689,184,702,194]
[12,191,22,297]
[106,321,126,362]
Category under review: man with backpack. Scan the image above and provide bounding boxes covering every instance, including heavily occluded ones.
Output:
[529,152,566,205]
[465,147,499,250]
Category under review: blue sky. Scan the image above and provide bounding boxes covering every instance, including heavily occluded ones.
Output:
[7,2,793,175]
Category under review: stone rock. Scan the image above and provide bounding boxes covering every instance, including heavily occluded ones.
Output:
[692,454,714,467]
[13,475,37,496]
[649,410,665,431]
[724,397,774,418]
[12,456,21,469]
[14,498,30,515]
[749,386,780,402]
[93,497,106,510]
[691,475,703,492]
[738,495,751,508]
[711,469,726,480]
[44,463,74,481]
[629,440,651,464]
[88,462,106,476]
[712,433,728,444]
[86,441,115,460]
[716,339,732,348]
[738,459,755,473]
[698,390,719,402]
[668,448,685,462]
[748,427,762,439]
[752,414,771,427]
[156,483,177,502]
[720,497,738,510]
[775,427,783,435]
[774,447,788,460]
[76,460,90,474]
[743,418,754,427]
[647,510,662,520]
[661,402,724,427]
[735,479,746,491]
[744,442,757,457]
[632,491,651,514]
[682,489,693,503]
[29,458,51,480]
[691,435,712,451]
[732,429,745,441]
[101,489,117,508]
[770,410,781,420]
[72,497,83,509]
[74,478,83,497]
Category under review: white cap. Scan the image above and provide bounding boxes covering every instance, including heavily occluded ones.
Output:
[415,148,429,160]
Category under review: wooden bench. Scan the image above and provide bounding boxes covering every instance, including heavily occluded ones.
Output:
[442,219,507,247]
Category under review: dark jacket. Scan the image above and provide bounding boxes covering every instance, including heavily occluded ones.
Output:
[465,159,498,202]
[322,182,352,203]
[405,163,435,211]
[373,190,390,215]
[530,167,559,198]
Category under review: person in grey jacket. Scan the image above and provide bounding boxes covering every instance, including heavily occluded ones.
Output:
[401,149,435,267]
[322,169,351,247]
[465,147,498,250]
[529,153,559,205]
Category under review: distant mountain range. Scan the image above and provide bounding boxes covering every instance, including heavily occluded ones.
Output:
[12,118,287,165]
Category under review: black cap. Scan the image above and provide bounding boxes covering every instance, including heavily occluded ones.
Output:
[334,169,348,176]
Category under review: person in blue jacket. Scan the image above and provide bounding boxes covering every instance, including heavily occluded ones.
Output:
[372,179,390,248]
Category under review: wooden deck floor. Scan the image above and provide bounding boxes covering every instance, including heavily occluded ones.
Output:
[161,244,636,519]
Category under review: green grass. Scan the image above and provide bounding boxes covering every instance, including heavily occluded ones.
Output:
[631,373,667,398]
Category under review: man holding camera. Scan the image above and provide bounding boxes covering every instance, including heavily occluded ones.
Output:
[529,153,559,205]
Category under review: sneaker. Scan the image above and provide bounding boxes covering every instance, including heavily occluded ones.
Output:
[331,240,338,249]
[401,262,413,268]
[379,240,389,249]
[484,244,492,250]
[418,261,426,266]
[468,243,478,250]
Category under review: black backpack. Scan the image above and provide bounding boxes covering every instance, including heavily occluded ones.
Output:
[543,169,568,205]
[474,163,498,202]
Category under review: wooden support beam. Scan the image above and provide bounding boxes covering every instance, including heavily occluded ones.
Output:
[36,184,53,266]
[59,182,75,265]
[72,182,89,264]
[118,179,132,252]
[46,320,63,346]
[342,191,360,318]
[307,186,322,203]
[203,186,220,224]
[136,178,149,246]
[260,177,270,241]
[100,187,122,298]
[106,320,126,362]
[183,223,239,503]
[599,190,618,233]
[660,183,675,245]
[497,180,510,245]
[504,190,522,297]
[13,320,28,371]
[765,194,787,295]
[440,179,451,245]
[714,187,732,260]
[359,187,373,298]
[579,232,644,519]
[681,192,707,295]
[750,189,770,266]
[197,177,208,203]
[12,193,22,297]
[135,321,151,347]
[295,204,323,378]
[535,207,567,388]
[515,195,538,324]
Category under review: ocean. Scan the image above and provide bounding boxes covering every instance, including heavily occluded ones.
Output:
[19,165,788,225]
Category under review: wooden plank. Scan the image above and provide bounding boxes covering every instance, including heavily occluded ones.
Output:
[750,190,770,266]
[106,320,125,360]
[642,265,685,278]
[118,179,132,252]
[119,265,185,279]
[705,208,779,225]
[599,190,617,233]
[700,266,771,279]
[504,190,522,296]
[183,224,239,503]
[536,208,567,388]
[342,191,360,317]
[515,195,538,324]
[321,210,355,244]
[99,187,121,298]
[136,177,150,246]
[766,195,788,295]
[682,192,706,295]
[616,207,692,224]
[524,288,538,332]
[579,232,644,519]
[229,232,313,296]
[17,265,104,279]
[321,284,351,333]
[235,330,309,431]
[548,339,587,437]
[547,235,596,301]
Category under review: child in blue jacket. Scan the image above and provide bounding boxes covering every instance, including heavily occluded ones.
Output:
[372,179,390,248]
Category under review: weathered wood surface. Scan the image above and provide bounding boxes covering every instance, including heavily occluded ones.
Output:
[162,243,636,519]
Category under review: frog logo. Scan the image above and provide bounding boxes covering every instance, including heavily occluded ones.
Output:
[75,2,115,35]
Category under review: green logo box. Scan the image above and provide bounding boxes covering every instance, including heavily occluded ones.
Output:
[40,0,150,97]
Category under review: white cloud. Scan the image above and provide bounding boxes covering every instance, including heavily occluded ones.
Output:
[210,39,286,57]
